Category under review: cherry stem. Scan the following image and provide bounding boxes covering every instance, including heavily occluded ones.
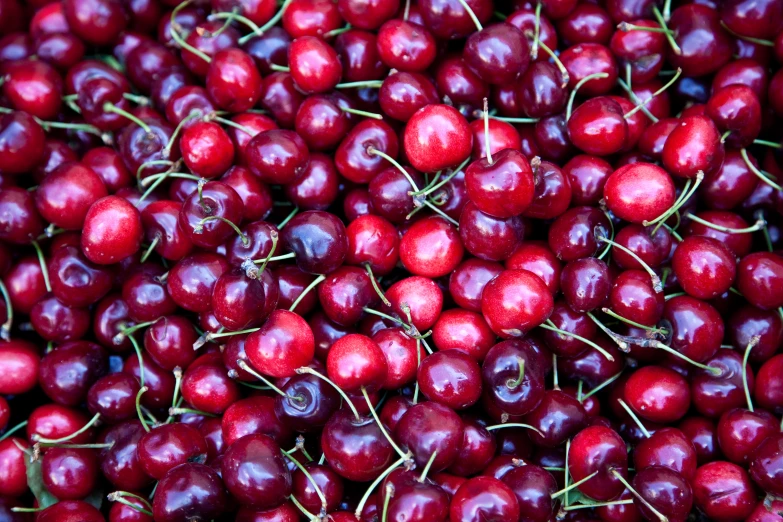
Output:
[506,357,525,388]
[685,212,766,234]
[210,10,262,35]
[136,387,151,432]
[576,380,584,403]
[485,423,544,436]
[278,206,300,228]
[753,139,782,148]
[114,320,155,344]
[138,169,193,205]
[564,499,634,511]
[289,274,326,312]
[194,215,249,246]
[617,398,651,438]
[127,335,146,387]
[531,2,542,60]
[480,114,539,123]
[123,93,149,106]
[539,321,616,361]
[563,440,572,507]
[282,448,327,511]
[382,484,393,522]
[0,420,27,441]
[740,148,782,191]
[617,22,673,34]
[102,103,151,133]
[617,77,659,123]
[246,230,279,279]
[171,367,183,411]
[551,470,599,499]
[367,146,420,192]
[336,80,384,89]
[646,171,705,236]
[538,41,570,87]
[33,413,101,445]
[136,159,175,183]
[169,0,212,62]
[237,0,292,44]
[651,341,722,376]
[719,21,774,46]
[254,252,295,264]
[417,451,438,483]
[552,352,560,390]
[354,456,407,518]
[410,156,470,196]
[365,265,391,307]
[454,0,483,31]
[236,359,300,402]
[30,241,51,292]
[341,106,383,120]
[296,366,362,421]
[168,407,217,418]
[601,307,668,335]
[140,237,160,263]
[566,72,610,121]
[624,68,681,119]
[595,236,662,293]
[210,115,257,136]
[742,335,759,412]
[324,24,352,38]
[652,5,681,55]
[481,98,494,165]
[163,112,202,157]
[721,130,732,143]
[362,387,410,461]
[0,280,12,341]
[403,0,411,20]
[107,492,153,516]
[586,312,633,352]
[610,469,669,522]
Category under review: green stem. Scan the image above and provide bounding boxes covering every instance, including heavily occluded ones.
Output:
[616,398,651,438]
[365,265,391,307]
[623,68,681,119]
[742,336,759,412]
[237,0,293,45]
[354,457,407,518]
[566,73,610,121]
[102,103,151,133]
[0,421,27,441]
[0,280,13,340]
[551,471,599,499]
[582,371,624,400]
[652,5,681,55]
[685,212,766,234]
[33,413,101,444]
[454,0,483,31]
[30,241,51,292]
[485,423,543,436]
[741,148,783,191]
[140,237,159,263]
[289,274,326,312]
[136,387,151,432]
[596,236,662,293]
[720,22,774,47]
[539,322,616,361]
[296,366,361,421]
[335,80,384,89]
[341,106,383,120]
[362,387,410,461]
[169,0,212,62]
[194,215,249,246]
[610,470,668,522]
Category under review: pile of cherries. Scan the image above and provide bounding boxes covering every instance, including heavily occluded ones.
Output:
[1,0,783,519]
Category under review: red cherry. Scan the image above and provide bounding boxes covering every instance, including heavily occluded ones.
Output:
[81,195,143,265]
[481,269,554,338]
[403,104,472,173]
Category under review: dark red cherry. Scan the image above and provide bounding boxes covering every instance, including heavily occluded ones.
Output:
[280,210,348,275]
[36,500,104,522]
[522,159,572,220]
[294,95,351,151]
[38,340,108,406]
[625,366,691,423]
[337,0,398,30]
[481,339,546,416]
[548,206,611,262]
[0,111,46,176]
[335,119,399,183]
[668,4,733,77]
[41,446,98,500]
[400,216,464,278]
[87,372,140,423]
[138,423,208,480]
[212,270,268,331]
[464,24,529,85]
[180,121,234,179]
[449,476,520,522]
[632,466,693,522]
[717,408,777,465]
[749,433,783,497]
[81,195,143,265]
[449,258,503,312]
[376,19,437,72]
[180,362,241,415]
[560,43,618,96]
[706,84,762,148]
[692,461,756,522]
[317,266,376,326]
[247,129,310,185]
[167,252,229,313]
[35,162,107,230]
[432,308,495,361]
[524,389,588,448]
[288,36,343,94]
[143,315,198,370]
[404,104,472,173]
[755,354,783,413]
[141,200,194,262]
[333,29,386,82]
[2,59,63,120]
[609,269,664,326]
[261,72,305,129]
[737,252,783,310]
[465,149,534,218]
[729,305,783,364]
[153,463,226,522]
[396,401,464,471]
[321,410,394,482]
[691,350,752,418]
[672,236,736,300]
[206,48,262,112]
[505,241,562,295]
[516,62,568,118]
[567,97,628,156]
[603,163,674,224]
[178,181,244,249]
[569,425,628,501]
[418,0,493,40]
[282,0,342,38]
[418,350,482,410]
[30,294,91,342]
[560,257,611,312]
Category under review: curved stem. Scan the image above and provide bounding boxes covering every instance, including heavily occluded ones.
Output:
[169,0,212,62]
[140,237,159,264]
[551,471,599,499]
[566,72,610,121]
[210,10,262,34]
[362,387,410,461]
[482,98,493,165]
[136,387,151,432]
[127,335,146,386]
[601,308,667,335]
[278,206,299,228]
[506,357,525,388]
[33,413,101,444]
[652,5,681,55]
[296,367,361,421]
[336,80,384,89]
[0,280,12,340]
[624,68,681,119]
[247,230,279,279]
[742,336,759,412]
[102,103,151,133]
[30,241,51,292]
[418,451,437,483]
[195,215,249,246]
[211,115,256,136]
[753,139,782,148]
[114,320,155,344]
[367,146,420,192]
[538,40,569,87]
[616,398,651,438]
[531,2,542,60]
[289,274,326,313]
[609,470,669,522]
[237,0,293,45]
[454,0,483,31]
[236,359,298,401]
[650,171,705,236]
[485,423,543,436]
[0,420,27,441]
[282,448,327,511]
[652,341,721,376]
[365,265,391,307]
[254,252,295,264]
[617,77,658,123]
[137,159,175,183]
[341,106,383,120]
[582,371,624,400]
[289,494,316,520]
[410,156,470,196]
[539,322,616,361]
[107,492,153,516]
[719,22,774,47]
[740,149,782,191]
[685,212,766,234]
[354,457,407,518]
[595,236,662,293]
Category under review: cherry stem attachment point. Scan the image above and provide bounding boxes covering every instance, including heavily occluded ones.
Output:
[652,5,681,55]
[623,68,681,119]
[102,103,151,133]
[610,469,669,522]
[506,357,525,388]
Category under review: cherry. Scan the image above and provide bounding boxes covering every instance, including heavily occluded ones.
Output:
[35,159,106,229]
[294,95,351,151]
[672,236,736,300]
[377,468,449,522]
[180,362,241,414]
[293,462,345,514]
[178,180,244,248]
[0,113,46,175]
[449,475,520,522]
[152,462,226,522]
[81,195,143,265]
[560,257,611,312]
[337,0,397,30]
[569,425,628,501]
[0,437,28,497]
[481,269,553,338]
[205,48,262,112]
[749,433,783,497]
[548,206,611,261]
[609,269,664,326]
[37,500,105,522]
[404,104,472,173]
[717,408,777,465]
[632,466,693,522]
[246,309,315,378]
[692,461,757,522]
[345,214,399,276]
[138,422,208,479]
[524,389,588,447]
[333,29,387,82]
[737,252,783,310]
[481,339,545,416]
[662,115,724,179]
[603,163,675,224]
[123,355,176,410]
[516,62,568,119]
[505,241,562,295]
[376,20,437,72]
[464,24,529,86]
[167,252,229,313]
[432,308,495,361]
[465,149,535,218]
[280,210,348,274]
[449,258,503,312]
[755,354,783,413]
[691,350,752,418]
[2,59,63,120]
[668,5,733,77]
[321,409,394,482]
[288,36,343,94]
[38,340,108,406]
[48,244,113,308]
[400,216,464,278]
[567,96,628,157]
[396,401,464,471]
[417,350,482,410]
[275,368,341,432]
[180,121,235,178]
[706,85,762,148]
[30,294,91,342]
[625,366,691,424]
[283,0,342,38]
[87,372,140,423]
[336,119,400,183]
